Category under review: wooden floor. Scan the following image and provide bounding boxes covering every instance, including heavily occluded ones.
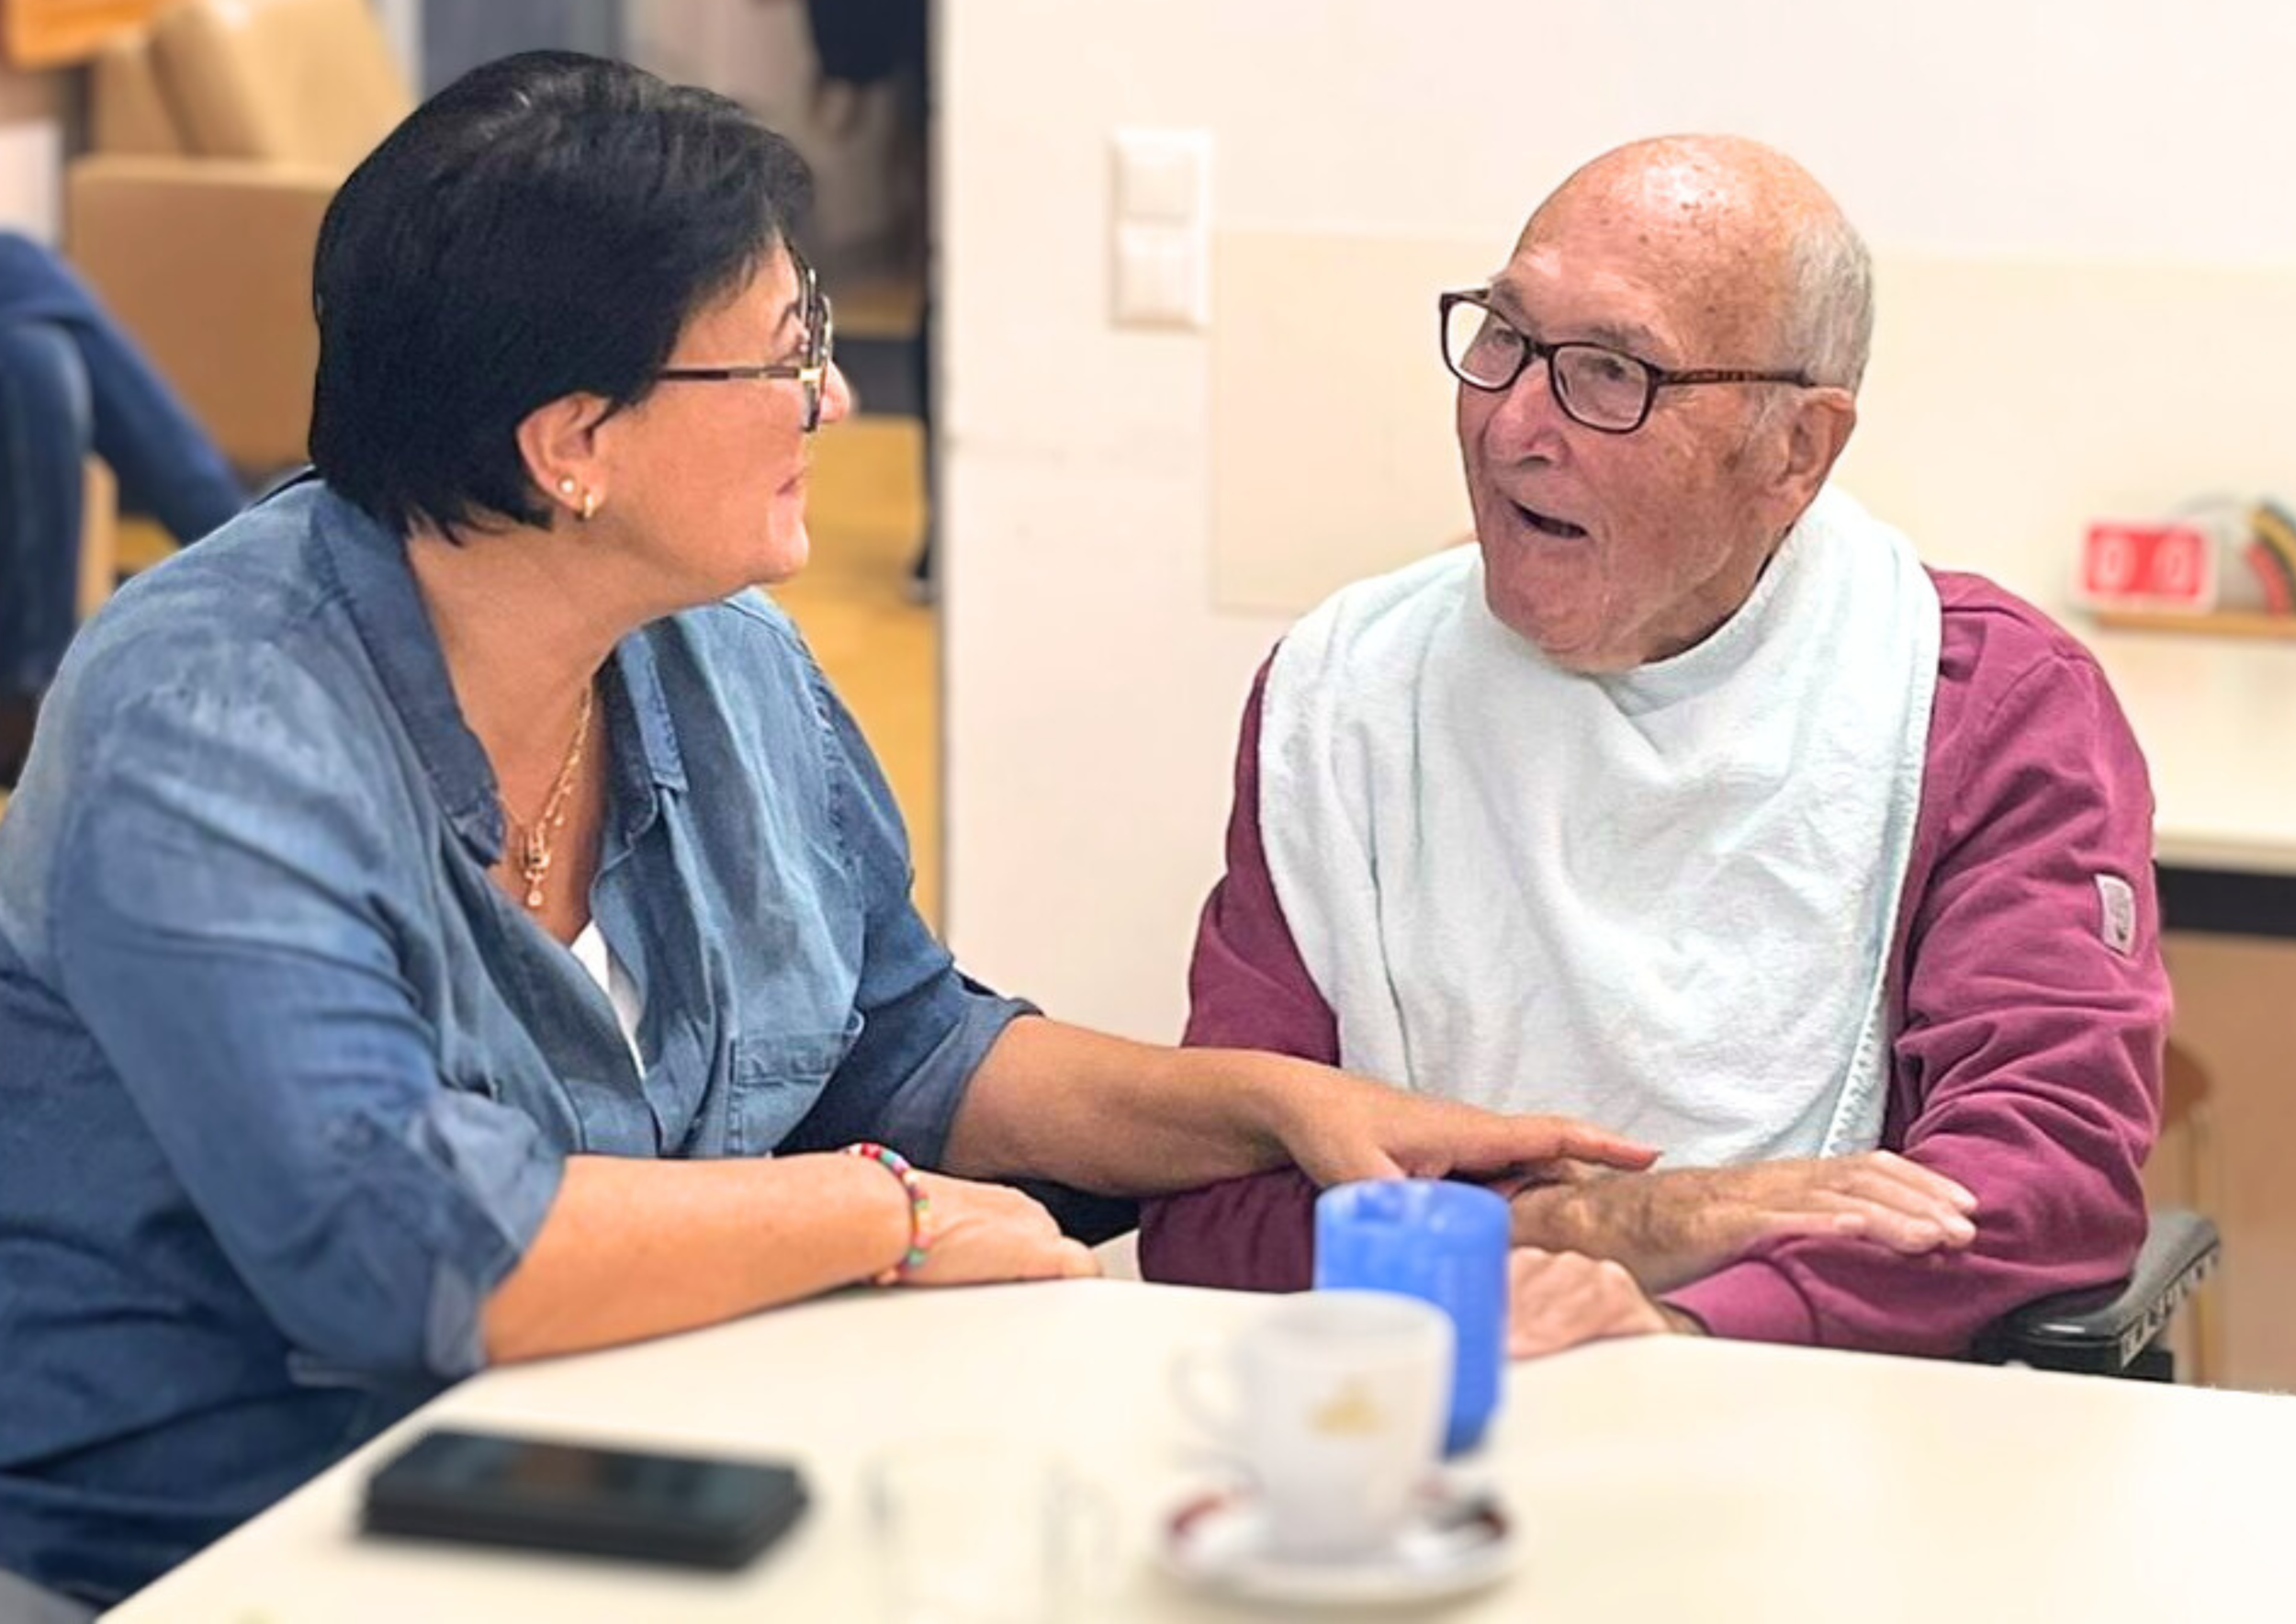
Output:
[3,421,944,931]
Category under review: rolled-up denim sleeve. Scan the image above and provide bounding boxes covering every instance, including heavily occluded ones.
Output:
[778,671,1033,1168]
[48,667,562,1381]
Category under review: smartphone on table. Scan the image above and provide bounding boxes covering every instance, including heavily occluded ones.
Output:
[362,1427,809,1571]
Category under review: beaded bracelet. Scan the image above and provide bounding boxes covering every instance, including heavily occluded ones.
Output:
[841,1141,934,1285]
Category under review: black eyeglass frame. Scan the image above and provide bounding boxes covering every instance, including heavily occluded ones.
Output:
[1437,288,1815,434]
[655,255,835,432]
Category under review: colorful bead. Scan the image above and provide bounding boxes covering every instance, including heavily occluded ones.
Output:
[841,1140,935,1285]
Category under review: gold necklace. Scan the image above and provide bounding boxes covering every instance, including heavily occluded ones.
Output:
[509,682,596,910]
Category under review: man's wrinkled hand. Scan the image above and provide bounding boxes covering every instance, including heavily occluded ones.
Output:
[1506,1247,1691,1359]
[1510,1151,1979,1293]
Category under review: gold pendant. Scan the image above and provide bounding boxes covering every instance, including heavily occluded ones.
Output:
[521,830,551,910]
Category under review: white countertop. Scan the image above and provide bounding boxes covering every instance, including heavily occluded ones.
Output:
[2083,627,2296,876]
[108,1279,2296,1622]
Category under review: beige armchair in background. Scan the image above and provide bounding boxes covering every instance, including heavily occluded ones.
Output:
[64,0,411,474]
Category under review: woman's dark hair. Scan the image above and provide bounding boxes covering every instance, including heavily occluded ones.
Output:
[309,51,812,537]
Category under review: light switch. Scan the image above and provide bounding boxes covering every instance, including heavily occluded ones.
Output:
[1114,222,1208,330]
[1113,129,1210,226]
[1111,130,1210,330]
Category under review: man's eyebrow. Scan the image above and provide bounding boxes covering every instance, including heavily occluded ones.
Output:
[1484,279,1663,357]
[1581,318,1665,355]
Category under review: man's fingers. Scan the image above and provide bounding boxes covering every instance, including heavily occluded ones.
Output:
[1824,1159,1976,1233]
[1505,1249,1663,1359]
[1811,1192,1972,1253]
[1750,1208,1881,1244]
[1864,1152,1978,1213]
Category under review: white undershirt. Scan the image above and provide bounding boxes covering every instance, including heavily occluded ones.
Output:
[568,920,646,1071]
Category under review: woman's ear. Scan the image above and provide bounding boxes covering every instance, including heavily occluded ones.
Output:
[516,393,613,525]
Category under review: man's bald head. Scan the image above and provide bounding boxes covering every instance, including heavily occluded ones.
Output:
[1458,134,1868,671]
[1523,135,1873,391]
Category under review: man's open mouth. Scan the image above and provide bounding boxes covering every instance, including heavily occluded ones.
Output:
[1512,502,1588,539]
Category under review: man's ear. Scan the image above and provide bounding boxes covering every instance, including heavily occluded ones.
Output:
[515,393,613,524]
[1776,388,1858,507]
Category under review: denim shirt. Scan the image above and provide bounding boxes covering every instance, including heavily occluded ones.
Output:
[0,480,1030,1605]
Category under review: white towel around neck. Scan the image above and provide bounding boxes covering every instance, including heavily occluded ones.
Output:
[1258,486,1941,1167]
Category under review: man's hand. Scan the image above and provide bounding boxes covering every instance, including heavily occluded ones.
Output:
[1507,1247,1697,1359]
[1262,1068,1658,1190]
[1508,1152,1979,1294]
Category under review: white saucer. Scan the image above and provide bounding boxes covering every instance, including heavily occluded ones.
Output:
[1157,1475,1520,1607]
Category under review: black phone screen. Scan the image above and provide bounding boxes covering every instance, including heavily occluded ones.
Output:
[363,1427,809,1570]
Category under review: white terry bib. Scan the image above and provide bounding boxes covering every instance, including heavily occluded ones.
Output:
[1260,486,1940,1167]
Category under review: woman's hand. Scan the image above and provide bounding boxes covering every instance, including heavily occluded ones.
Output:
[898,1173,1100,1288]
[1263,1067,1659,1190]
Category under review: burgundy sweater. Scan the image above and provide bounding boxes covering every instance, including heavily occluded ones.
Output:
[1138,571,2169,1356]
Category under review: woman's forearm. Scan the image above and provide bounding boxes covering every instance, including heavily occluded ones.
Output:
[941,1018,1315,1194]
[480,1153,910,1365]
[944,1018,1660,1200]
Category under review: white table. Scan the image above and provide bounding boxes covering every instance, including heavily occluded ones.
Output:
[107,1279,2296,1621]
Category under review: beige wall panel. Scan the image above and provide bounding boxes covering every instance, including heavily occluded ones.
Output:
[1209,229,1480,615]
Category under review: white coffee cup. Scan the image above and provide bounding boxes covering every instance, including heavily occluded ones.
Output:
[1172,1290,1453,1559]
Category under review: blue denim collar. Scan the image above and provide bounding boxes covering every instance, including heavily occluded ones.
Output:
[297,478,687,863]
[606,629,690,839]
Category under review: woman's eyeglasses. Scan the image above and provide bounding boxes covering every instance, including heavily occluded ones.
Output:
[656,258,836,433]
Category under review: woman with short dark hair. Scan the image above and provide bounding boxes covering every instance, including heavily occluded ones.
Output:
[0,53,1646,1608]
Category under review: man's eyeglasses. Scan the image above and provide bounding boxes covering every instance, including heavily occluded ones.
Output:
[656,256,836,432]
[1438,289,1813,434]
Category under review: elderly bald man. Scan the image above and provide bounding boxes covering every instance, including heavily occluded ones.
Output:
[1139,135,2167,1360]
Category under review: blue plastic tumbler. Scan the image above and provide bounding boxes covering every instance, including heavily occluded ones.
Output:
[1312,1179,1509,1456]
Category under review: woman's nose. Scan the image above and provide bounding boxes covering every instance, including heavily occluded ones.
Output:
[819,361,855,427]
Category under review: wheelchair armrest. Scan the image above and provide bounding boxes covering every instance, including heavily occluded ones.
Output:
[1976,1210,2219,1375]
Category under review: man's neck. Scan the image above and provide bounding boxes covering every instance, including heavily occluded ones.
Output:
[1639,526,1789,667]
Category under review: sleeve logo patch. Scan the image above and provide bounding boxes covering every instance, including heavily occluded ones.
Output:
[2096,874,2137,956]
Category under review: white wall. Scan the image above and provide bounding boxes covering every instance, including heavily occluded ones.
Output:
[0,63,64,238]
[940,0,2296,1038]
[373,0,423,88]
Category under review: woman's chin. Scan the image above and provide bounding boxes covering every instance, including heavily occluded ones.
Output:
[749,521,812,587]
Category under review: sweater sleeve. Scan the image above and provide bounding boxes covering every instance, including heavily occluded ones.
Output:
[1136,658,1335,1291]
[1669,646,2167,1353]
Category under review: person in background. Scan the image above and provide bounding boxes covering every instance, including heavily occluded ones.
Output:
[0,54,1649,1612]
[798,0,938,600]
[0,234,244,785]
[1140,135,2167,1363]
